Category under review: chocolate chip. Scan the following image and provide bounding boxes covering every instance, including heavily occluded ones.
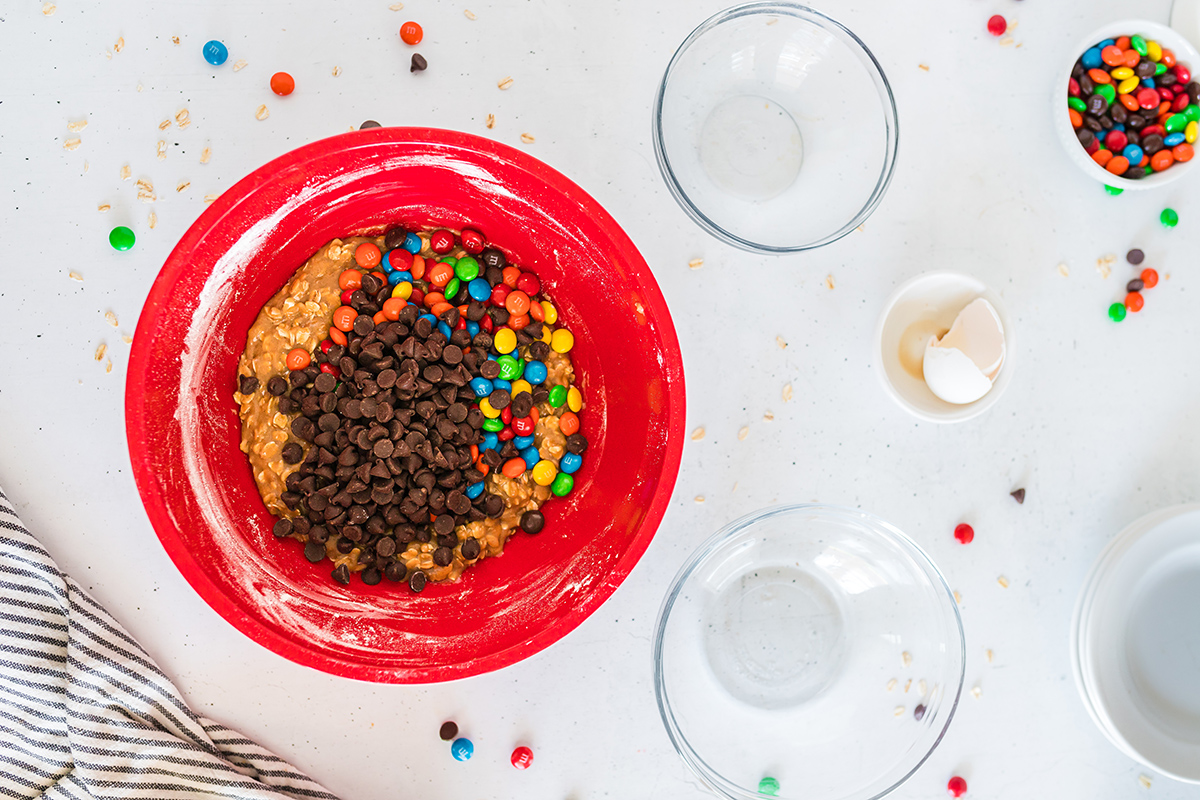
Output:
[267,376,288,396]
[332,564,351,584]
[488,389,511,409]
[439,721,458,740]
[1127,248,1145,265]
[1010,488,1026,504]
[913,704,926,721]
[384,561,407,582]
[360,120,382,129]
[1127,278,1145,293]
[484,494,504,518]
[461,537,481,560]
[409,570,427,592]
[433,514,455,535]
[304,540,325,562]
[281,442,304,464]
[479,360,501,380]
[411,53,428,72]
[361,567,382,585]
[273,518,294,538]
[529,341,550,361]
[520,510,545,534]
[433,546,453,567]
[511,393,533,418]
[565,433,588,454]
[239,375,260,394]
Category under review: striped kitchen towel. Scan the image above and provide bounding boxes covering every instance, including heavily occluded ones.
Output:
[0,486,341,800]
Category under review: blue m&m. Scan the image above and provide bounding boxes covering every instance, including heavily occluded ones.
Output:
[202,40,228,66]
[523,360,548,385]
[560,452,583,474]
[451,738,474,761]
[403,232,422,253]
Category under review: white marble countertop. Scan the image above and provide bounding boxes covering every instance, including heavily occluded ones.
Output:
[2,0,1199,797]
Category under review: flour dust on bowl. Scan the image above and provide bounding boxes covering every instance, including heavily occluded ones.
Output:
[653,2,899,252]
[654,505,964,800]
[1071,504,1200,782]
[125,128,686,683]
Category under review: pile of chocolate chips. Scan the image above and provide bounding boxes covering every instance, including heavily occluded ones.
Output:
[254,251,534,591]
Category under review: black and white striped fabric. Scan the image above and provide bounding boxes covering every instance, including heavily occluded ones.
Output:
[0,487,340,800]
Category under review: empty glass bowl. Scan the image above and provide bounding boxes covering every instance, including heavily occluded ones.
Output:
[654,505,964,800]
[653,3,899,253]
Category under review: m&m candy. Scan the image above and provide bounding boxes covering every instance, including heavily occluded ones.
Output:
[202,40,228,66]
[270,72,295,96]
[108,225,135,251]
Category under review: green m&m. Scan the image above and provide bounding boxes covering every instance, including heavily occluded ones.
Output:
[547,384,568,407]
[109,225,135,251]
[550,473,573,497]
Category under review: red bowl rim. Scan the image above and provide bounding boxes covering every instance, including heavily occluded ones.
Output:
[125,127,686,682]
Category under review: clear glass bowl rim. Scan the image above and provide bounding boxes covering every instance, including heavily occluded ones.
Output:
[652,503,966,800]
[651,1,901,254]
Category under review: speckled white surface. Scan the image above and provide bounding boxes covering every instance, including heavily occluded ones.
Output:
[2,0,1199,797]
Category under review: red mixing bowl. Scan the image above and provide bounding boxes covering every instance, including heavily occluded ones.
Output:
[126,128,685,683]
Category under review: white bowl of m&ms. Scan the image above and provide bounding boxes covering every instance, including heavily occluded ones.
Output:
[1056,20,1200,190]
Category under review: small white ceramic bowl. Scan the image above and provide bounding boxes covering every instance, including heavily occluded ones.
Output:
[1054,20,1200,190]
[873,272,1015,424]
[1071,505,1200,782]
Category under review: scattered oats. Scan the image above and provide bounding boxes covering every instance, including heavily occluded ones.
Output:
[782,383,793,402]
[69,271,83,282]
[114,36,125,53]
[824,274,836,290]
[389,1,404,8]
[731,481,738,492]
[918,63,930,71]
[331,65,342,77]
[1057,262,1070,277]
[464,8,476,19]
[1007,20,1019,31]
[104,50,112,60]
[233,59,248,72]
[886,678,897,692]
[997,575,1010,588]
[105,311,118,327]
[694,495,705,504]
[63,138,82,151]
[498,76,514,90]
[159,119,172,131]
[176,179,190,193]
[486,113,495,129]
[690,427,705,441]
[105,358,113,373]
[953,590,962,604]
[1138,774,1152,789]
[171,35,180,45]
[97,203,111,212]
[1166,272,1172,281]
[971,684,982,699]
[120,164,131,180]
[83,161,89,172]
[67,119,88,133]
[147,210,157,229]
[204,193,218,204]
[94,343,107,361]
[902,651,913,667]
[918,679,927,696]
[904,679,912,693]
[776,335,787,349]
[1096,253,1116,279]
[175,108,191,128]
[687,258,704,270]
[986,649,994,664]
[122,334,133,344]
[737,426,749,441]
[999,35,1014,46]
[763,411,774,421]
[42,2,55,15]
[200,146,211,164]
[136,178,156,202]
[136,83,144,92]
[156,140,167,160]
[520,133,535,144]
[893,706,905,717]
[255,104,269,121]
